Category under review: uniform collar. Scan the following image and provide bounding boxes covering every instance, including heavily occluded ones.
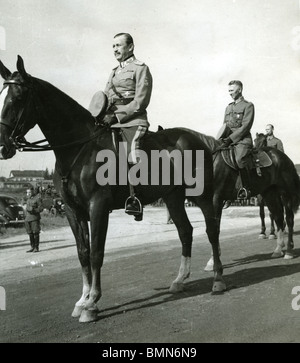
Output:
[234,96,244,104]
[120,55,135,69]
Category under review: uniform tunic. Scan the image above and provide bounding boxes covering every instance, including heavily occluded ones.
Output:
[25,194,43,234]
[266,135,284,153]
[104,55,153,163]
[223,96,255,168]
[104,55,153,128]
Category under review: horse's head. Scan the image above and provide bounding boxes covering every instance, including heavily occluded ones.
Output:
[254,132,267,149]
[0,56,37,159]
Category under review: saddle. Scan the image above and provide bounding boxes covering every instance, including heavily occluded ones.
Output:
[221,147,272,175]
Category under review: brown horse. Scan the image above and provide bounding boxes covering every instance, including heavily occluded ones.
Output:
[0,56,225,323]
[179,128,300,269]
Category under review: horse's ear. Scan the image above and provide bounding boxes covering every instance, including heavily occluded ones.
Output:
[16,55,29,81]
[256,132,259,137]
[0,60,11,80]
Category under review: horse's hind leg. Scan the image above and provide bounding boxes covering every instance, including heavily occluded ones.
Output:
[262,190,285,258]
[196,197,226,293]
[282,197,295,259]
[163,192,193,293]
[269,212,276,240]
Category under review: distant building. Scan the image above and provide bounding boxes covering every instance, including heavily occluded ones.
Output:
[9,170,45,184]
[0,170,50,191]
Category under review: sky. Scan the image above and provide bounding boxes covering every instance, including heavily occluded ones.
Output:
[0,0,300,177]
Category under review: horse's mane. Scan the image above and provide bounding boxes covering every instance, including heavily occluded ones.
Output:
[33,77,95,126]
[178,127,221,152]
[254,133,267,149]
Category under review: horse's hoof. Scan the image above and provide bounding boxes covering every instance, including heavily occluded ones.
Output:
[71,305,84,318]
[169,282,184,293]
[79,308,99,323]
[258,234,267,239]
[269,234,276,240]
[271,251,284,258]
[284,252,294,260]
[212,280,226,293]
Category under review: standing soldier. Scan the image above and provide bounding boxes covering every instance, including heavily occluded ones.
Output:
[265,124,284,152]
[25,187,43,253]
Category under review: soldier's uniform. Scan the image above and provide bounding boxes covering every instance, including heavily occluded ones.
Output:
[25,192,43,252]
[266,135,284,153]
[223,96,255,168]
[104,55,153,163]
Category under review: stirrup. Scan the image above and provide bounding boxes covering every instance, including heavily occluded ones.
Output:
[237,187,251,200]
[125,196,142,216]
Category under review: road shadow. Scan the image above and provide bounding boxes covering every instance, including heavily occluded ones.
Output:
[95,257,300,322]
[223,248,300,269]
[0,238,69,250]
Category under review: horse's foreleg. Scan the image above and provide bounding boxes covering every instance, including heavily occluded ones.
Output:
[79,202,110,323]
[258,204,267,239]
[64,205,92,318]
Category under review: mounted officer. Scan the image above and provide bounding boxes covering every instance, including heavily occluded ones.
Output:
[218,80,255,200]
[89,33,153,220]
[265,124,284,152]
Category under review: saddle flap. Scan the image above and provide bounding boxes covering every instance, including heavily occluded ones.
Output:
[221,148,238,170]
[256,150,272,168]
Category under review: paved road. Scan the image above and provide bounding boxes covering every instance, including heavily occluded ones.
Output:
[0,206,300,343]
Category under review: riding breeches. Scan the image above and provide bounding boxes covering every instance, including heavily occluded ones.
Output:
[120,126,147,164]
[233,142,252,169]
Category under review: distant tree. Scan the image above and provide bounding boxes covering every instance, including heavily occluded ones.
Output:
[0,176,6,182]
[44,168,50,180]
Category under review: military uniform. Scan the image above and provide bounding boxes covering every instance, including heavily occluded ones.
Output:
[267,135,284,153]
[104,55,153,163]
[223,96,255,168]
[25,193,43,252]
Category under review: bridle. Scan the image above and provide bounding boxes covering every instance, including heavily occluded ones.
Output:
[0,78,104,152]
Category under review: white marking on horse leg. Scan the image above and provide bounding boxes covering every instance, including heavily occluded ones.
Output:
[204,256,214,271]
[72,268,91,317]
[271,229,284,258]
[169,256,191,293]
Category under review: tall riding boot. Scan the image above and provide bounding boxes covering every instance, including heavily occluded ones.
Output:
[33,233,40,253]
[237,168,252,200]
[26,234,35,253]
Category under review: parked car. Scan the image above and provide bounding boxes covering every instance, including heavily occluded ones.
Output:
[0,194,25,227]
[50,197,65,217]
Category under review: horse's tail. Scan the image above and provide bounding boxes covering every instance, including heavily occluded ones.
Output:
[284,158,300,213]
[291,164,300,213]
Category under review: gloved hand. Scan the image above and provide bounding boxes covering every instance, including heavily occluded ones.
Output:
[102,114,118,127]
[221,137,232,147]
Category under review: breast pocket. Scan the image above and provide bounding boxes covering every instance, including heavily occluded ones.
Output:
[233,112,244,126]
[118,71,134,82]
